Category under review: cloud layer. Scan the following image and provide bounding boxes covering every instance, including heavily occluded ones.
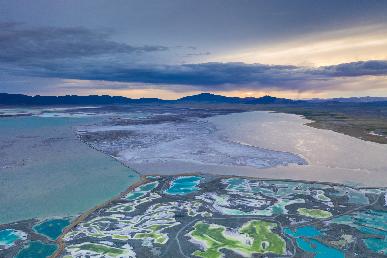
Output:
[317,60,387,77]
[1,23,387,93]
[0,23,167,63]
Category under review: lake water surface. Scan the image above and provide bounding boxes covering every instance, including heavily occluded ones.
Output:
[209,111,387,186]
[0,116,139,224]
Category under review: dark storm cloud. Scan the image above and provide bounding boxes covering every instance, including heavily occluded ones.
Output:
[69,61,387,90]
[1,23,387,92]
[316,60,387,77]
[2,56,387,91]
[0,23,168,63]
[77,63,302,87]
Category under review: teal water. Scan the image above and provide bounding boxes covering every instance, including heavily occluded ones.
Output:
[363,238,387,255]
[0,116,139,224]
[0,229,26,249]
[165,176,202,195]
[126,192,145,201]
[332,186,369,205]
[16,241,57,258]
[331,210,387,234]
[140,181,159,192]
[224,178,247,191]
[331,210,387,254]
[33,218,71,240]
[284,226,344,258]
[125,181,159,200]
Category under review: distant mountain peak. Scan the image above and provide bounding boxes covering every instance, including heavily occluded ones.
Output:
[178,93,296,104]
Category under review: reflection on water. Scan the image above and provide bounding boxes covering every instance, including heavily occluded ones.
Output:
[209,111,387,186]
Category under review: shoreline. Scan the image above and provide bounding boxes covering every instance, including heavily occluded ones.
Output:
[52,175,148,258]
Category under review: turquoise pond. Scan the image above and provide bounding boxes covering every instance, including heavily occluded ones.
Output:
[126,181,159,200]
[284,226,344,258]
[164,176,202,195]
[284,226,321,238]
[16,241,57,258]
[331,210,387,254]
[33,218,71,240]
[0,229,26,249]
[0,116,139,224]
[296,238,344,258]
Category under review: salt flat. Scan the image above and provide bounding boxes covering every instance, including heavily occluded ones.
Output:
[78,116,306,174]
[79,109,387,186]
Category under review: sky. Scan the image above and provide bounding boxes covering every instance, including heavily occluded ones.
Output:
[1,0,387,99]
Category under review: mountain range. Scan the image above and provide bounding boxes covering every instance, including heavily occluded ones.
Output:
[0,92,386,106]
[0,93,299,105]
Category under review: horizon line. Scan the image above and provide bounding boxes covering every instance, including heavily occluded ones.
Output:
[1,92,387,101]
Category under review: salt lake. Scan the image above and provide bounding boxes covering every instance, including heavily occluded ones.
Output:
[209,111,387,186]
[0,115,139,224]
